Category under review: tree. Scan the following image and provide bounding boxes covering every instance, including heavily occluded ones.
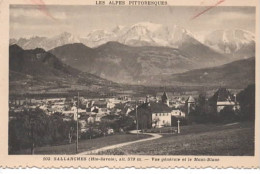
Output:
[191,93,217,123]
[116,116,135,131]
[197,93,206,107]
[61,120,77,143]
[136,105,152,131]
[99,120,109,136]
[237,84,255,121]
[8,108,47,154]
[218,106,238,123]
[68,127,74,143]
[9,108,79,154]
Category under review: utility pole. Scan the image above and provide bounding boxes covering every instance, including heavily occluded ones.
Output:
[177,119,180,134]
[29,112,35,155]
[136,101,138,137]
[76,92,79,154]
[30,118,34,155]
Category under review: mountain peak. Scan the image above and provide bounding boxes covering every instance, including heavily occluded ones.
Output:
[9,44,23,51]
[49,42,93,53]
[97,41,127,49]
[204,28,255,58]
[131,22,162,31]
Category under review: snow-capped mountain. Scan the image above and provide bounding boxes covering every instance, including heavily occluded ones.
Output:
[204,29,255,59]
[10,32,80,51]
[80,30,117,48]
[79,22,200,48]
[10,36,47,50]
[118,22,164,46]
[118,22,197,48]
[12,22,202,50]
[10,23,255,61]
[46,32,81,48]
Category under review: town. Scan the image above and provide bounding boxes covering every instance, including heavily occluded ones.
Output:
[9,86,244,146]
[9,88,239,130]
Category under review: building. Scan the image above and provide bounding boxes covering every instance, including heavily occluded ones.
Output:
[185,96,195,115]
[161,91,170,106]
[87,100,110,115]
[62,105,86,120]
[130,92,174,129]
[151,102,172,128]
[171,109,185,118]
[210,88,239,112]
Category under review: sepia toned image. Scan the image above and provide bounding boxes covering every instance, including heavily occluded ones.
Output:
[0,0,259,168]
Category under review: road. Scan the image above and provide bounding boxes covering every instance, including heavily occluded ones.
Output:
[78,130,162,155]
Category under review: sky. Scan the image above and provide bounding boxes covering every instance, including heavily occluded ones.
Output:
[10,5,256,40]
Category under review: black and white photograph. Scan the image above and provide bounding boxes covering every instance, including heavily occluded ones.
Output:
[8,3,256,157]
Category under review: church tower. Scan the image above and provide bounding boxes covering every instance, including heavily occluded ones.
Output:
[161,91,169,106]
[186,96,195,115]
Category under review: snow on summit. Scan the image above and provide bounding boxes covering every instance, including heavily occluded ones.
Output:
[204,29,255,58]
[131,22,162,32]
[10,22,255,57]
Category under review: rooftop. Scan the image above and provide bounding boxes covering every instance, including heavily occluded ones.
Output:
[210,88,235,103]
[186,96,195,103]
[149,102,172,113]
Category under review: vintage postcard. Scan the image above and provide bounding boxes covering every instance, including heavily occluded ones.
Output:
[0,0,259,168]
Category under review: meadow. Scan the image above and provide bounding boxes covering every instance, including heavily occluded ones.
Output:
[15,133,150,155]
[97,122,255,156]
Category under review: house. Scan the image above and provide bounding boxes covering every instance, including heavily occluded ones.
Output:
[171,109,186,118]
[125,107,133,116]
[150,102,172,128]
[129,92,174,129]
[107,100,115,109]
[87,116,95,124]
[90,100,109,114]
[93,100,107,108]
[62,105,86,120]
[210,88,239,112]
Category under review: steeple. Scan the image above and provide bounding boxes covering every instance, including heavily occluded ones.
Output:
[161,91,169,106]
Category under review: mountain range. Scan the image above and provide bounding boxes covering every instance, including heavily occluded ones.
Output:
[159,57,255,88]
[10,22,255,61]
[9,22,255,89]
[49,42,228,85]
[10,32,80,51]
[9,45,118,94]
[9,43,255,92]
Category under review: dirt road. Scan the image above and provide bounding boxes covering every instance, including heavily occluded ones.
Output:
[78,130,162,155]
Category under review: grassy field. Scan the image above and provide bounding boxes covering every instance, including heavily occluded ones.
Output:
[98,122,255,156]
[15,133,150,155]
